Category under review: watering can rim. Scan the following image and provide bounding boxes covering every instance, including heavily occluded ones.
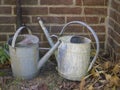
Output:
[59,35,92,45]
[8,34,39,48]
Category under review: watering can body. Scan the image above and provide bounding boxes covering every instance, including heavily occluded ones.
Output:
[57,36,91,81]
[8,26,60,79]
[39,20,99,81]
[9,41,39,79]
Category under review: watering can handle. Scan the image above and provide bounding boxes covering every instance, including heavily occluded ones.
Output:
[11,26,32,48]
[59,21,100,72]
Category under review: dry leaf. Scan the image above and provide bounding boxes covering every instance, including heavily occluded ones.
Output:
[105,74,111,81]
[87,85,94,90]
[103,61,112,69]
[110,75,120,86]
[80,78,85,90]
[112,86,116,90]
[91,68,99,77]
[112,64,120,74]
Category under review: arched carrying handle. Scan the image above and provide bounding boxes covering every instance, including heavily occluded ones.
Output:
[12,26,32,48]
[59,21,100,72]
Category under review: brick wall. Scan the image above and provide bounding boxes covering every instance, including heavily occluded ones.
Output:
[107,0,120,62]
[0,0,108,49]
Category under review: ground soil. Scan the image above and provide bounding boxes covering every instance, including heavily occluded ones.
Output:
[0,60,80,90]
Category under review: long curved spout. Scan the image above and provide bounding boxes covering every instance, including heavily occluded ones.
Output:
[37,40,61,70]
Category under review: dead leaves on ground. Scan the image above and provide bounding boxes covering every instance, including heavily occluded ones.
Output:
[80,57,120,90]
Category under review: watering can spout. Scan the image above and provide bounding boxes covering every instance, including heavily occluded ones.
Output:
[37,40,61,70]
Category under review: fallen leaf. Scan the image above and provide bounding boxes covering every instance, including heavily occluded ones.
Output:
[112,86,116,90]
[110,75,120,86]
[87,85,94,90]
[103,61,112,69]
[91,68,100,77]
[105,74,111,81]
[112,64,120,74]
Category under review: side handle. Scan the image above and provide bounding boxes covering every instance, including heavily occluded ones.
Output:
[12,26,32,48]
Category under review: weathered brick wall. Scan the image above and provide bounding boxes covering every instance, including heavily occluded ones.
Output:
[107,0,120,62]
[0,0,108,49]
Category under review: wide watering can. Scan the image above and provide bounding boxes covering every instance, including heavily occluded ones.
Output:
[8,26,61,79]
[39,20,99,81]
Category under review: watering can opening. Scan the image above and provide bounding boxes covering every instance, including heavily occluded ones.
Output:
[70,36,91,44]
[8,35,39,47]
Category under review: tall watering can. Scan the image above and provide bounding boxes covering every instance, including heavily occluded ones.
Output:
[8,26,61,79]
[39,20,99,81]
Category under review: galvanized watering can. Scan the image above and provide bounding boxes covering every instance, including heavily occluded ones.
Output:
[8,26,61,79]
[39,20,99,81]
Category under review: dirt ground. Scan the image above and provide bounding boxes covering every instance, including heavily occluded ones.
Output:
[0,56,120,90]
[0,60,80,90]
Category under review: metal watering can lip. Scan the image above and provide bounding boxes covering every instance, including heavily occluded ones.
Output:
[59,35,91,44]
[8,35,39,48]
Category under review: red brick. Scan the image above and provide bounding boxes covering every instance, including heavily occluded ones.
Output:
[3,0,15,5]
[39,41,50,48]
[107,36,120,53]
[108,28,120,44]
[4,0,37,5]
[0,25,15,32]
[111,0,120,12]
[114,23,120,35]
[76,0,82,5]
[50,7,82,15]
[109,9,120,25]
[108,19,115,29]
[83,0,105,6]
[106,44,112,57]
[51,25,84,34]
[42,34,51,41]
[0,16,15,24]
[16,7,48,15]
[92,42,105,49]
[0,7,11,14]
[109,9,114,19]
[85,8,107,16]
[100,17,105,23]
[84,25,106,33]
[51,25,106,40]
[22,16,31,24]
[99,42,105,49]
[67,16,99,24]
[0,35,7,41]
[28,25,44,33]
[50,26,63,33]
[32,16,65,24]
[83,34,105,42]
[115,13,120,25]
[41,0,73,5]
[21,0,38,5]
[105,0,109,5]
